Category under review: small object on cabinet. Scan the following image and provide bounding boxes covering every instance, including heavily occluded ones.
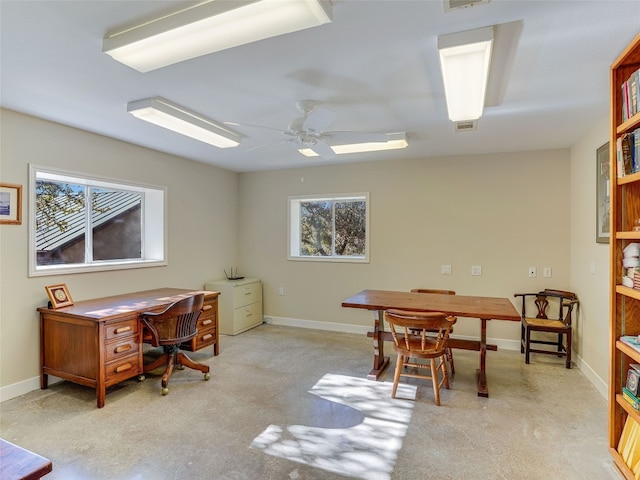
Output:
[224,267,244,280]
[626,365,640,395]
[44,283,74,308]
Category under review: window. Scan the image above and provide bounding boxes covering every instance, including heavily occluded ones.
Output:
[289,193,369,262]
[29,165,166,276]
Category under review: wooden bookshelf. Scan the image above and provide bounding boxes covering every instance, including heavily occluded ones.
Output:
[609,31,640,480]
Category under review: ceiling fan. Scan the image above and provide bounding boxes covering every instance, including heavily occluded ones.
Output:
[226,100,388,159]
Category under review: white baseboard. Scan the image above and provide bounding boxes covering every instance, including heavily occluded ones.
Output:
[571,351,608,400]
[266,315,521,350]
[264,316,607,399]
[0,375,62,403]
[0,318,608,403]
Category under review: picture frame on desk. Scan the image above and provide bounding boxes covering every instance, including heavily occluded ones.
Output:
[0,183,22,225]
[596,141,610,244]
[45,283,74,309]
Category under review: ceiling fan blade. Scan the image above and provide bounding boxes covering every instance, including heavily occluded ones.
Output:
[224,121,286,134]
[307,140,336,159]
[324,131,389,144]
[303,106,338,133]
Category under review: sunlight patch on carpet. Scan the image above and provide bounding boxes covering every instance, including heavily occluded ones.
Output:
[251,373,416,480]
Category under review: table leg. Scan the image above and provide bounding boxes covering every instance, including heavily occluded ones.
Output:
[476,318,489,397]
[368,309,390,380]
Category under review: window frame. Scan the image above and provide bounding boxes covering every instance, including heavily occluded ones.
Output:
[29,164,167,277]
[288,192,370,263]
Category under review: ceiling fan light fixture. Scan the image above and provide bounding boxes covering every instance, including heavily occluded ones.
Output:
[299,132,408,157]
[127,97,241,148]
[103,0,333,72]
[438,26,493,122]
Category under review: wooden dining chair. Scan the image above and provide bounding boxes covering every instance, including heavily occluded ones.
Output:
[513,289,578,368]
[140,293,210,395]
[411,289,457,374]
[384,309,456,405]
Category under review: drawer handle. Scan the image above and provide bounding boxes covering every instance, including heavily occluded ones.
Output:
[245,312,253,317]
[115,363,132,373]
[202,319,213,326]
[202,333,213,341]
[114,344,131,354]
[244,292,252,296]
[114,326,132,334]
[202,305,213,311]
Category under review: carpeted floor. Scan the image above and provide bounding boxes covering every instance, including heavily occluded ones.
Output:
[0,324,618,479]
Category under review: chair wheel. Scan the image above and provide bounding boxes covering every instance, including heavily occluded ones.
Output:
[204,373,210,381]
[161,387,169,395]
[137,375,145,382]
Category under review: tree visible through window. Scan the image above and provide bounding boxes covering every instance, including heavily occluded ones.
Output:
[30,166,166,276]
[290,194,369,262]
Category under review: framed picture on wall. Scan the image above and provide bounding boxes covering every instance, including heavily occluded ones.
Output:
[596,142,610,244]
[45,284,74,309]
[0,183,22,225]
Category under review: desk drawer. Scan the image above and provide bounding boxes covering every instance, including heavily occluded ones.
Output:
[190,327,216,351]
[105,318,139,341]
[105,337,140,363]
[105,354,141,386]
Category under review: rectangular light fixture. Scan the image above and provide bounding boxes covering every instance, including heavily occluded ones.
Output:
[103,0,333,72]
[299,132,408,157]
[438,26,493,122]
[127,97,241,148]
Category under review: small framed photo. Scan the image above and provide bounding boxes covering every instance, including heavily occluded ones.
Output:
[45,283,74,309]
[0,183,22,225]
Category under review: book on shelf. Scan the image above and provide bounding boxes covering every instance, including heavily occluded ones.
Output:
[618,415,640,476]
[620,335,640,353]
[623,387,640,409]
[622,67,640,122]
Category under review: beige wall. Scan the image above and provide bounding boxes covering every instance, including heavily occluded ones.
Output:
[0,109,239,396]
[237,150,572,344]
[0,107,610,400]
[569,116,611,395]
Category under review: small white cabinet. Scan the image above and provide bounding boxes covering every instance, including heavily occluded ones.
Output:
[205,278,263,335]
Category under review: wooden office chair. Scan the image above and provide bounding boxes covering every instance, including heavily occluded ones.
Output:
[514,289,578,369]
[411,289,456,374]
[140,293,210,395]
[384,309,456,406]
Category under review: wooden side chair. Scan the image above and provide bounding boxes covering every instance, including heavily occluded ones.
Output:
[514,289,579,369]
[140,293,210,395]
[411,289,457,374]
[384,309,456,406]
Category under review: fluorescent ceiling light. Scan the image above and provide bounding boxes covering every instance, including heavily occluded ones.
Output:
[299,133,408,157]
[127,97,241,148]
[438,26,493,122]
[103,0,333,72]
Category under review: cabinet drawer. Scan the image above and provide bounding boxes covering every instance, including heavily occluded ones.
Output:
[232,301,263,332]
[190,328,216,351]
[105,318,139,341]
[232,282,262,307]
[198,313,216,330]
[105,337,140,363]
[105,354,141,385]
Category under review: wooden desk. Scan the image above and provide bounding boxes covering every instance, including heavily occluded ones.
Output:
[38,288,219,408]
[341,289,520,397]
[0,439,52,479]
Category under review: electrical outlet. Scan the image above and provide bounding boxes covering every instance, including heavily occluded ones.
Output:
[471,265,482,276]
[278,287,284,296]
[543,267,552,278]
[441,264,452,275]
[528,267,537,278]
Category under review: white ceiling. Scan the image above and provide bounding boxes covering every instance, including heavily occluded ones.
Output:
[1,1,639,173]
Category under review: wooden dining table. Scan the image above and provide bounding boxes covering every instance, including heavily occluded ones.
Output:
[341,289,520,397]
